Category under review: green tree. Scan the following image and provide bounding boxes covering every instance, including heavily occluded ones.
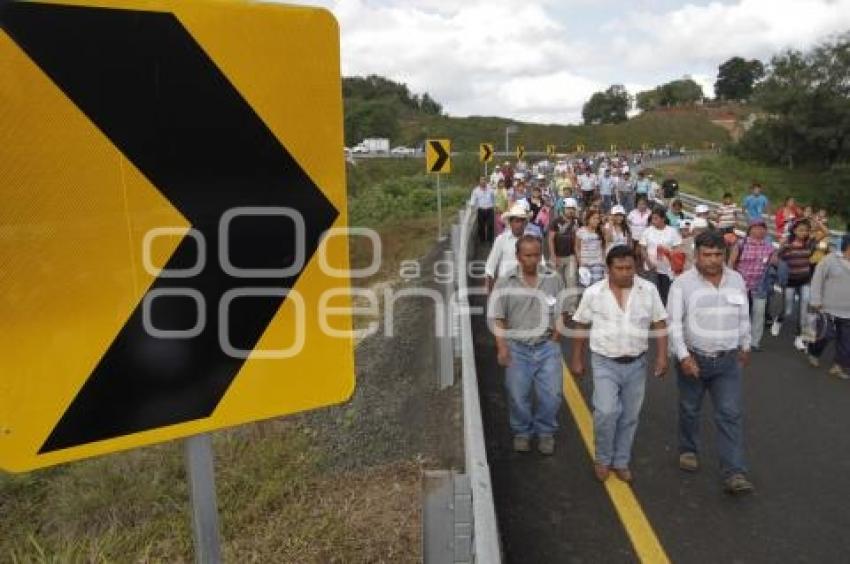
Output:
[636,78,704,111]
[636,89,661,112]
[738,33,850,167]
[343,99,400,146]
[342,75,445,144]
[660,79,705,106]
[582,84,632,125]
[714,56,765,101]
[419,93,443,115]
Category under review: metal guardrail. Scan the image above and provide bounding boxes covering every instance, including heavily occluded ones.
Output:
[677,192,846,241]
[455,205,502,564]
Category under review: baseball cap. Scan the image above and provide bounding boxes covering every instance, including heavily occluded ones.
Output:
[611,205,626,215]
[695,204,710,214]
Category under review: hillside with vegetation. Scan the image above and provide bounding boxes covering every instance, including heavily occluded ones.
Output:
[656,154,848,228]
[343,75,731,152]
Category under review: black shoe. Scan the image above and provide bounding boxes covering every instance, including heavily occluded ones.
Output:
[723,473,755,495]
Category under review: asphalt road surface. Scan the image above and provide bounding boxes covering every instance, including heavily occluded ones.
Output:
[470,240,850,563]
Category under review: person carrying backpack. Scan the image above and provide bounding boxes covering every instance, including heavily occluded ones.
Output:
[729,218,775,350]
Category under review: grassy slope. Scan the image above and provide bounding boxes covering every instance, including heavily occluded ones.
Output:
[397,110,731,152]
[655,154,847,226]
[0,422,421,563]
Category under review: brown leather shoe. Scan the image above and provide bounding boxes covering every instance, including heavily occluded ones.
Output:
[594,463,610,482]
[613,467,633,483]
[679,452,699,472]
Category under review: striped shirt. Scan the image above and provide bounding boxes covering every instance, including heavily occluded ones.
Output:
[716,203,739,229]
[577,227,604,266]
[780,239,815,286]
[667,267,752,359]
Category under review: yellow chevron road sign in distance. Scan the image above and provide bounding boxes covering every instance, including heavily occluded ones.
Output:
[479,142,494,163]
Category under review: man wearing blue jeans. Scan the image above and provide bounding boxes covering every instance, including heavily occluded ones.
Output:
[668,231,754,495]
[490,235,570,455]
[571,245,668,482]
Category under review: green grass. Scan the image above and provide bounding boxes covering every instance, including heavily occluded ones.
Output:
[346,155,481,231]
[655,154,849,227]
[0,423,423,563]
[396,110,731,153]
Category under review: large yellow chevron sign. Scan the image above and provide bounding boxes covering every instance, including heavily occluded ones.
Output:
[0,0,355,471]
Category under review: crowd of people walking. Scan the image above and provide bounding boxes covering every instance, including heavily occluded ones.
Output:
[474,153,850,495]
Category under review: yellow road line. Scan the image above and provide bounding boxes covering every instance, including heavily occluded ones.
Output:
[561,362,671,564]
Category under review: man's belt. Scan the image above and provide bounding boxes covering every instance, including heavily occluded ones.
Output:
[608,352,646,364]
[690,349,737,359]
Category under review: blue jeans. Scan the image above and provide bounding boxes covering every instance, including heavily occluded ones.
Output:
[505,340,563,437]
[591,353,647,468]
[781,284,811,336]
[808,315,850,370]
[618,191,635,213]
[677,353,747,478]
[601,194,614,213]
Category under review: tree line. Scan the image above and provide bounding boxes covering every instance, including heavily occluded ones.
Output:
[343,75,442,146]
[581,56,764,125]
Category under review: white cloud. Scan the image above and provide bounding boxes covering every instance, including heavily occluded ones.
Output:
[610,0,850,72]
[279,0,850,124]
[328,0,599,123]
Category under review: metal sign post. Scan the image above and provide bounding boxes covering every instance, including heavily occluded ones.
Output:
[436,173,443,240]
[185,434,222,564]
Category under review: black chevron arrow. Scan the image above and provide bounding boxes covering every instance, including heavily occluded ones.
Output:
[429,140,449,172]
[1,1,340,453]
[481,144,493,162]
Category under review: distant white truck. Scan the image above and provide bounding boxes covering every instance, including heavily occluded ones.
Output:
[362,138,390,154]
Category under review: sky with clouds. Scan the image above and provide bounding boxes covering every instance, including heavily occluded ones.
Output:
[283,0,850,124]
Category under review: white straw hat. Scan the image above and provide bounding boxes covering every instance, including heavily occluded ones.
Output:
[501,203,531,221]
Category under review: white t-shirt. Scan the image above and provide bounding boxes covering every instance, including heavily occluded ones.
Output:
[639,225,682,277]
[628,208,651,241]
[578,174,596,193]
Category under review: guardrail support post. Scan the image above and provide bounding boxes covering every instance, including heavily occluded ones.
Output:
[439,249,455,389]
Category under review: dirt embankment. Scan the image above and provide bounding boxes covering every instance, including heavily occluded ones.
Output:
[297,238,464,473]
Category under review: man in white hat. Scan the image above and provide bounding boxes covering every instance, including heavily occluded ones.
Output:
[548,197,580,311]
[485,204,534,294]
[694,204,714,230]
